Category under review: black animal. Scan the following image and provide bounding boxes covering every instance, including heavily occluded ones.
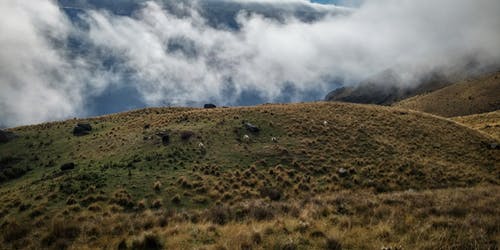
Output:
[204,104,217,109]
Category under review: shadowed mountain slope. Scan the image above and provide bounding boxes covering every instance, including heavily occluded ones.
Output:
[325,70,452,105]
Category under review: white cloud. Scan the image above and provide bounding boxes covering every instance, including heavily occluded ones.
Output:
[1,0,499,127]
[0,0,78,126]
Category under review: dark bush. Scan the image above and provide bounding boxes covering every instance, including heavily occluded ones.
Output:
[280,242,298,250]
[1,220,29,242]
[66,196,77,205]
[112,189,134,209]
[209,206,229,225]
[131,233,163,250]
[59,181,78,194]
[251,232,262,244]
[171,195,181,204]
[156,132,170,146]
[117,239,127,250]
[0,157,28,183]
[42,220,80,247]
[60,163,75,171]
[0,130,18,143]
[259,187,282,201]
[250,205,274,221]
[325,237,342,250]
[151,199,162,209]
[180,131,195,141]
[29,207,44,218]
[310,230,326,238]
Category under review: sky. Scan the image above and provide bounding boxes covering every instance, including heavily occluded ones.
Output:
[1,0,500,127]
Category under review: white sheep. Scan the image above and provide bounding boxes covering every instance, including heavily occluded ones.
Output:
[271,137,278,143]
[198,142,205,148]
[243,135,250,141]
[323,120,328,126]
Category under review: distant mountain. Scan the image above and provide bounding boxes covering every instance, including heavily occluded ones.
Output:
[325,58,500,106]
[325,70,452,105]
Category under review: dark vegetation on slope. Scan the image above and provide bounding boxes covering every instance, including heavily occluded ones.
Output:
[325,70,453,105]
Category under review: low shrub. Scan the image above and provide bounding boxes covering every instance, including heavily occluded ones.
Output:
[1,220,29,242]
[153,181,162,192]
[209,206,230,225]
[112,189,134,209]
[171,195,181,204]
[130,232,163,250]
[41,219,80,247]
[60,162,75,171]
[180,131,195,141]
[151,199,162,209]
[325,237,342,250]
[259,187,282,201]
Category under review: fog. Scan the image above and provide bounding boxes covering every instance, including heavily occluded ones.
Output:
[1,0,499,127]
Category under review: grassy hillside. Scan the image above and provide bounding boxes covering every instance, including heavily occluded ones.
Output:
[0,102,498,249]
[394,71,500,117]
[453,110,500,140]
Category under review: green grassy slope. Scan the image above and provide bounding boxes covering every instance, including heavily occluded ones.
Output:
[0,102,498,249]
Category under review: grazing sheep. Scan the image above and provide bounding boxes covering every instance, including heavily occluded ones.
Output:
[271,137,278,143]
[198,142,205,149]
[323,120,328,126]
[243,135,250,141]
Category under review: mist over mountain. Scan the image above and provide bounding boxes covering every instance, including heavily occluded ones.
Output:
[1,2,499,248]
[1,0,500,127]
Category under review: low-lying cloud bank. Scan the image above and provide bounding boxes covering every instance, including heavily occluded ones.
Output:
[1,0,499,127]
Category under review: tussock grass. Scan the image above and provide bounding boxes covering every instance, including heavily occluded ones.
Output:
[0,102,498,249]
[394,71,500,117]
[453,110,500,140]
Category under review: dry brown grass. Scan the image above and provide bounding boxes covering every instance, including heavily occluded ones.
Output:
[2,185,498,249]
[0,102,498,249]
[453,110,500,140]
[394,71,500,117]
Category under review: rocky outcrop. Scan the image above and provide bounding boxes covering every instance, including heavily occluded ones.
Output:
[244,122,260,133]
[204,104,217,109]
[73,123,92,136]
